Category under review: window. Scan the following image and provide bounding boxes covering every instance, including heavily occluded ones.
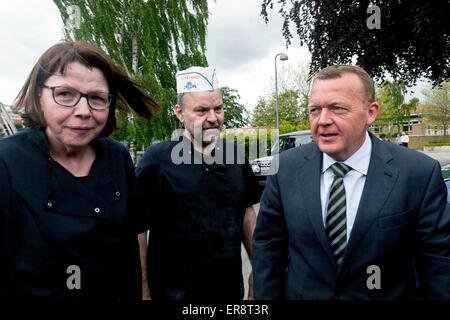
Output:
[370,125,382,133]
[403,124,412,132]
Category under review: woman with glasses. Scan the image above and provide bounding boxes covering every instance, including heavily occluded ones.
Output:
[0,41,159,299]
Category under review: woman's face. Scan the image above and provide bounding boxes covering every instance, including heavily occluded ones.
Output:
[40,62,110,153]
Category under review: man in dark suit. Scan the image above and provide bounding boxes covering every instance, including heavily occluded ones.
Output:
[252,65,449,299]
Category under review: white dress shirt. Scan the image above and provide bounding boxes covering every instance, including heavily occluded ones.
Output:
[320,131,372,239]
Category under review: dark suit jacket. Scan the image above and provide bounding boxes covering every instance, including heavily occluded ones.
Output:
[253,132,449,299]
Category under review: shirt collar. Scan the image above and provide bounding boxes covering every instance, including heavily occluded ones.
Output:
[322,131,372,175]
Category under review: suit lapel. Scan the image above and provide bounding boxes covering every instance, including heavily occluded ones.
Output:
[298,144,337,271]
[339,135,399,275]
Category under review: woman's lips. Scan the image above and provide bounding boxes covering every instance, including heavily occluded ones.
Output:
[69,127,91,133]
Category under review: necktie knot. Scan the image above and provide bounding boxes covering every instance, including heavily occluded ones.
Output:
[331,162,351,178]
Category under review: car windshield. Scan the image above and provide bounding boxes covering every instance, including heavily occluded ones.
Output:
[271,134,312,154]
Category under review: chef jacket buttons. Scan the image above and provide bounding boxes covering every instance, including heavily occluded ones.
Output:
[94,207,100,214]
[47,202,53,208]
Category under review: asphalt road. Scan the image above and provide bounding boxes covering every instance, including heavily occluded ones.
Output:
[241,150,449,299]
[420,150,450,165]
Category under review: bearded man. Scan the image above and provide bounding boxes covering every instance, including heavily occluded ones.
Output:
[136,66,259,300]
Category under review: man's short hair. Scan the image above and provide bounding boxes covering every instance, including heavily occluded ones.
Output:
[177,92,187,110]
[313,65,375,103]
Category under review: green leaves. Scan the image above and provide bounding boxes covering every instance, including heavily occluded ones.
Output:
[374,80,419,133]
[221,86,249,129]
[421,81,450,135]
[251,89,309,132]
[250,62,311,132]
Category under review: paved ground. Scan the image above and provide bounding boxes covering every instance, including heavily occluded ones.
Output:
[420,150,450,165]
[241,150,449,299]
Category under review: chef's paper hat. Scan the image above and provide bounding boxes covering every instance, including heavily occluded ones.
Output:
[176,66,219,93]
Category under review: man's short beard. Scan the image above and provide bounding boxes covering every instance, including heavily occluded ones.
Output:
[201,129,220,146]
[186,124,220,147]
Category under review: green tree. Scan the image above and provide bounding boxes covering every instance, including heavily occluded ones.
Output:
[421,81,450,136]
[279,120,306,134]
[222,129,276,162]
[261,0,449,85]
[276,62,311,125]
[221,87,249,128]
[251,89,309,131]
[53,0,210,158]
[251,61,311,131]
[374,81,419,134]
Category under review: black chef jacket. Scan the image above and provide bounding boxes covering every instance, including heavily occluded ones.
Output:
[136,134,260,300]
[0,129,146,299]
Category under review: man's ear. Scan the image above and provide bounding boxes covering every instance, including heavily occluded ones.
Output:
[366,102,380,126]
[174,104,184,123]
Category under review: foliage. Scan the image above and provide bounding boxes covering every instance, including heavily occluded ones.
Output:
[276,62,311,124]
[251,89,310,132]
[251,62,311,130]
[374,81,419,134]
[421,81,450,136]
[279,119,309,134]
[53,0,210,154]
[261,0,450,85]
[222,129,275,162]
[425,142,450,147]
[221,86,249,128]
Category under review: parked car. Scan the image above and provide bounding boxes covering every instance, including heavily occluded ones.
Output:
[251,130,313,192]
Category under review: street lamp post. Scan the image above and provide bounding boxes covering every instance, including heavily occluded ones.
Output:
[274,53,288,152]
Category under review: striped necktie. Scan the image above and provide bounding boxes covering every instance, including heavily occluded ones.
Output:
[326,162,351,266]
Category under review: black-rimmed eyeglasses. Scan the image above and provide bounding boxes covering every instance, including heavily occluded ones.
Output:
[42,85,113,110]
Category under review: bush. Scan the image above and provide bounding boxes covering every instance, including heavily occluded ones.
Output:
[424,141,450,146]
[223,129,276,161]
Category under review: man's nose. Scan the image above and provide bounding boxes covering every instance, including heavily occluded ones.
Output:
[317,108,333,125]
[206,109,218,123]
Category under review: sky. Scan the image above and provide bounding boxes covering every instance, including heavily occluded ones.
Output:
[0,0,427,111]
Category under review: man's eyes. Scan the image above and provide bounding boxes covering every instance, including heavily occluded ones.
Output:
[309,106,347,114]
[332,106,347,113]
[195,107,223,113]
